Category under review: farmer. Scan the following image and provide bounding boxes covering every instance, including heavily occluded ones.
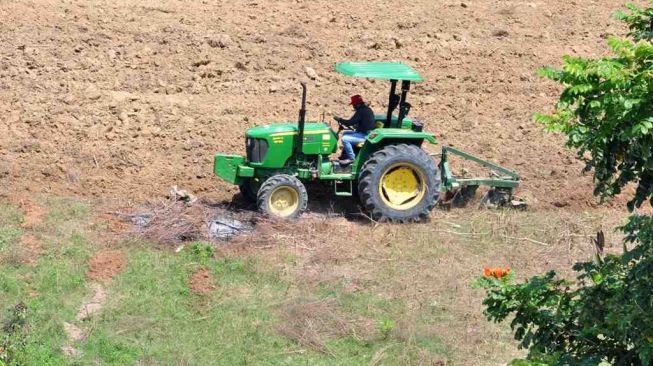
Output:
[334,94,375,164]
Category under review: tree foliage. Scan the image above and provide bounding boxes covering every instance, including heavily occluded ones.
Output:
[614,3,653,41]
[477,4,653,365]
[536,2,653,211]
[477,216,653,365]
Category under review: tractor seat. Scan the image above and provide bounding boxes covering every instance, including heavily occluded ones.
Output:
[355,122,383,148]
[352,141,365,156]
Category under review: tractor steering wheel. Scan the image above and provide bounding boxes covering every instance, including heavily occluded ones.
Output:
[333,116,353,133]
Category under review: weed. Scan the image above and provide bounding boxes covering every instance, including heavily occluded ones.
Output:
[189,242,215,264]
[377,318,395,340]
[0,302,28,365]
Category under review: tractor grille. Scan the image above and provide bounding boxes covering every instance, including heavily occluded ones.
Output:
[246,138,268,163]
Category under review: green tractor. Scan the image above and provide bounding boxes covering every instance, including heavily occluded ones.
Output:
[214,62,520,221]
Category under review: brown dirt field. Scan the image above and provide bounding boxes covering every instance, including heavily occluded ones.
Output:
[0,0,640,210]
[189,267,216,295]
[86,250,126,283]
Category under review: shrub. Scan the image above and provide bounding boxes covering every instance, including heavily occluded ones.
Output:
[477,216,653,365]
[477,3,653,365]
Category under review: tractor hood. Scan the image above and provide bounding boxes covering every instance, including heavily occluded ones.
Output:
[246,122,331,138]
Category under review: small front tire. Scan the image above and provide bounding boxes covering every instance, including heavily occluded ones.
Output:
[257,174,308,219]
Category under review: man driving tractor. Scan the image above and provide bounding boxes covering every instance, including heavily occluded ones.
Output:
[335,94,375,164]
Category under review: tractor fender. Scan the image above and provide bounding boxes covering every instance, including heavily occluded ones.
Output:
[366,128,438,145]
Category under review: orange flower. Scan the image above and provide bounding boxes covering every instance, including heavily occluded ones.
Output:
[484,267,511,279]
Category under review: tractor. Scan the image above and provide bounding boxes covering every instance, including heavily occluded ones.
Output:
[213,62,520,222]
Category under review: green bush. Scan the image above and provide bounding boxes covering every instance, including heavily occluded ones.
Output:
[477,216,653,365]
[535,2,653,211]
[477,3,653,365]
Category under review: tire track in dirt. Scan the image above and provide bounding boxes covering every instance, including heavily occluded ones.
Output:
[63,250,126,358]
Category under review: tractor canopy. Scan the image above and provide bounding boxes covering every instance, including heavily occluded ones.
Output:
[334,62,423,82]
[335,61,423,128]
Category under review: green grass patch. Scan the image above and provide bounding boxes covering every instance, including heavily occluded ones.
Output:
[44,198,90,224]
[76,243,446,365]
[1,198,612,365]
[0,237,91,364]
[79,247,289,365]
[0,198,92,365]
[0,203,23,227]
[0,227,21,251]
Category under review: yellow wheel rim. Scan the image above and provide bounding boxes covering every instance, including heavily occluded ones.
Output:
[379,163,427,210]
[268,186,300,217]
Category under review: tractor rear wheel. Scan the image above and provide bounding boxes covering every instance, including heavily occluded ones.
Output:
[257,174,308,219]
[239,178,261,203]
[358,144,440,222]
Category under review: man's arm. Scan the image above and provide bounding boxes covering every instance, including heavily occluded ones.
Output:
[337,109,362,127]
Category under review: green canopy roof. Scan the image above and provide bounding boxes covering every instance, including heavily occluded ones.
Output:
[334,61,423,82]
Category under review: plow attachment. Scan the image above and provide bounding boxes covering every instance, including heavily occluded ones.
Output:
[436,146,524,209]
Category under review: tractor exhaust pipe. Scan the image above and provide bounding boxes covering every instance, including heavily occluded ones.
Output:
[297,82,307,155]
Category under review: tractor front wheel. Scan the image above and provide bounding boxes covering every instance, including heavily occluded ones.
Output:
[358,144,440,222]
[257,174,308,219]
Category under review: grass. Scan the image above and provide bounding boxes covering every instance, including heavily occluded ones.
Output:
[79,246,428,365]
[0,196,628,365]
[0,198,92,365]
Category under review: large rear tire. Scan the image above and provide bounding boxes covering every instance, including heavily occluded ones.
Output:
[257,174,308,219]
[358,144,440,222]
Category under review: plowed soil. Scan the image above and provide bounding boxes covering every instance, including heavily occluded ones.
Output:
[0,0,633,209]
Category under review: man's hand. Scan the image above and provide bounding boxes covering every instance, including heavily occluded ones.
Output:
[333,116,344,123]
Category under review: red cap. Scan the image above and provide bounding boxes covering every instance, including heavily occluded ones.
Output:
[349,95,364,106]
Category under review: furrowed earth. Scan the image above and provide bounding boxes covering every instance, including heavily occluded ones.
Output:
[0,0,645,365]
[0,0,636,208]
